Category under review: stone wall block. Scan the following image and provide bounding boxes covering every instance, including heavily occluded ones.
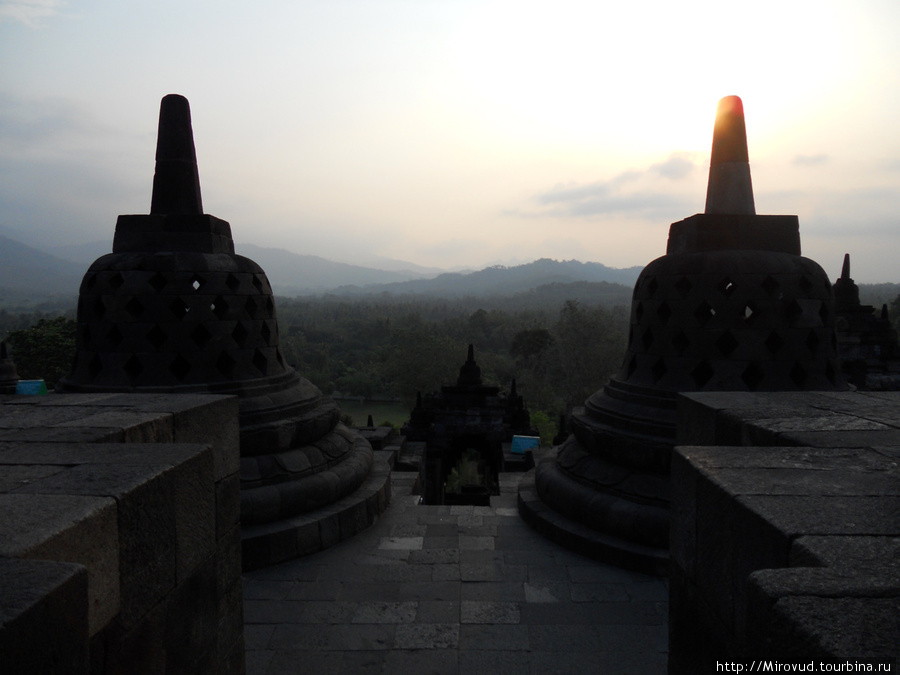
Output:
[0,493,120,636]
[170,396,240,481]
[216,473,241,541]
[174,447,216,581]
[0,558,89,675]
[165,557,218,674]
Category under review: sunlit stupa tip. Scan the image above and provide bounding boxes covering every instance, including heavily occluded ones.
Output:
[705,94,755,216]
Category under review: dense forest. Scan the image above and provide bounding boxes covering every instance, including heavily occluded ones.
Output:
[5,281,900,442]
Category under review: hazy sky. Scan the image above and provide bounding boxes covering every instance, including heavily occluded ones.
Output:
[1,0,899,280]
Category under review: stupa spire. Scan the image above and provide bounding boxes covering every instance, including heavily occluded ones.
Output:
[150,94,203,215]
[705,95,755,215]
[841,253,851,280]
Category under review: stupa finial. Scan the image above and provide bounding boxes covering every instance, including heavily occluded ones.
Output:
[841,253,851,280]
[150,94,203,215]
[704,95,755,216]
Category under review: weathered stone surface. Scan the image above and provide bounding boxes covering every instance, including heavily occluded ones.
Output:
[0,558,89,675]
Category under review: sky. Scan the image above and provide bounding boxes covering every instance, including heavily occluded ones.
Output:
[1,0,899,281]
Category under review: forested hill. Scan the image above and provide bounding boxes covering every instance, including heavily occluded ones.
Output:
[328,258,643,298]
[0,235,83,302]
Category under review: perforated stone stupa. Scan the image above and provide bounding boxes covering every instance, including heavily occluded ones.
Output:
[521,96,847,572]
[58,95,383,568]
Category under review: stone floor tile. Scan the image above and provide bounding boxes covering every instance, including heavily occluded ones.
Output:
[270,623,395,651]
[243,649,274,675]
[408,548,459,564]
[523,582,565,603]
[264,649,342,674]
[568,582,631,603]
[242,624,275,650]
[389,522,427,537]
[460,600,520,624]
[459,535,494,550]
[423,535,458,549]
[459,581,526,602]
[352,601,418,624]
[383,647,459,674]
[431,563,461,581]
[296,600,358,624]
[285,579,342,601]
[458,623,530,650]
[527,564,570,583]
[458,649,531,675]
[415,600,460,623]
[241,579,294,600]
[394,622,459,649]
[338,650,387,673]
[378,536,423,550]
[528,624,604,652]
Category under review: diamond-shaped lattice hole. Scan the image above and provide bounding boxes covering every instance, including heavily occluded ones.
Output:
[826,362,837,385]
[694,301,716,325]
[819,302,829,325]
[210,296,229,319]
[169,354,191,381]
[716,330,739,356]
[790,362,808,387]
[761,275,781,296]
[253,349,268,374]
[88,354,103,381]
[674,276,692,297]
[106,325,123,347]
[125,296,144,319]
[93,297,106,319]
[741,363,765,391]
[657,302,671,325]
[672,331,690,355]
[799,275,812,293]
[124,355,143,381]
[805,330,820,354]
[109,272,125,290]
[765,331,785,355]
[225,273,240,292]
[244,297,258,318]
[232,322,248,348]
[646,277,659,297]
[82,324,92,343]
[635,302,644,323]
[691,360,714,388]
[252,275,264,292]
[626,355,638,380]
[717,277,736,297]
[191,324,212,348]
[651,358,667,383]
[276,348,285,368]
[148,272,167,292]
[191,274,204,292]
[743,302,758,323]
[146,325,167,350]
[84,273,97,291]
[260,322,272,345]
[641,327,655,351]
[265,297,274,314]
[169,297,189,319]
[216,352,236,378]
[785,299,803,323]
[627,327,634,348]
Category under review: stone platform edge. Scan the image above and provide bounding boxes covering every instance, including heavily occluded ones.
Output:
[240,449,393,571]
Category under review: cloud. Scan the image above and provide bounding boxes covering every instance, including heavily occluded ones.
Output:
[0,0,65,26]
[792,154,829,166]
[514,153,702,220]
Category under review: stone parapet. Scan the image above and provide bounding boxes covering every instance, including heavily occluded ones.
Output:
[0,392,244,674]
[669,391,899,672]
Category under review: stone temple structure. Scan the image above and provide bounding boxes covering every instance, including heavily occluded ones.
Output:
[402,345,538,505]
[520,96,847,572]
[832,253,900,389]
[58,95,384,569]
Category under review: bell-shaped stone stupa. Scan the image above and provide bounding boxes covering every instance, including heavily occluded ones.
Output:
[520,96,847,573]
[58,94,387,569]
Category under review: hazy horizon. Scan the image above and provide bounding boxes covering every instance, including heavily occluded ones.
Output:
[2,0,899,282]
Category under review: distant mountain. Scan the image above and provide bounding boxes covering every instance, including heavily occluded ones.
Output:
[0,235,84,300]
[328,258,643,298]
[235,244,437,294]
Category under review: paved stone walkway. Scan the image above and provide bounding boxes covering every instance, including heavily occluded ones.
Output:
[243,471,669,674]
